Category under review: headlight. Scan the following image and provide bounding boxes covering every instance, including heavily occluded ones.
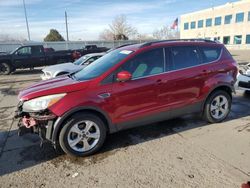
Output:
[23,93,66,112]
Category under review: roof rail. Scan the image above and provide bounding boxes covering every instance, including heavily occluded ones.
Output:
[140,39,217,48]
[115,43,138,49]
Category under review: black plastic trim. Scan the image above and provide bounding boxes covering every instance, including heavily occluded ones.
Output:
[51,106,116,143]
[116,101,203,131]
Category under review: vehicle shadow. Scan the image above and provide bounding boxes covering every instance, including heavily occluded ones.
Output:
[0,92,250,176]
[11,68,43,75]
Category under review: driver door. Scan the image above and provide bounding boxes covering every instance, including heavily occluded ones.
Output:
[12,46,32,68]
[110,48,165,129]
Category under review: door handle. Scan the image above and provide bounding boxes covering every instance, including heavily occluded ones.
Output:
[156,79,163,84]
[98,93,111,99]
[202,70,211,75]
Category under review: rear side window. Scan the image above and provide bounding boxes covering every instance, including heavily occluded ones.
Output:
[200,46,221,63]
[169,46,200,70]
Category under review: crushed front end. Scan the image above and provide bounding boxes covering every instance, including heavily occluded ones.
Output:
[14,93,66,145]
[15,101,57,144]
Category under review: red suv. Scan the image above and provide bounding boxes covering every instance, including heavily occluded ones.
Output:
[15,40,237,157]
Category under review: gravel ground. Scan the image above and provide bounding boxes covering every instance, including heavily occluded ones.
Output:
[0,50,249,188]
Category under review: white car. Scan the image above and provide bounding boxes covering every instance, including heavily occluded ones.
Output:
[41,52,105,80]
[235,63,250,91]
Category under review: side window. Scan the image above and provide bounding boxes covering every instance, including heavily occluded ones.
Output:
[16,47,31,55]
[170,46,200,70]
[120,48,164,79]
[31,46,43,55]
[200,46,221,63]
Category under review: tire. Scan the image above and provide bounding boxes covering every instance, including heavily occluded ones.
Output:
[59,113,107,157]
[0,62,11,75]
[203,90,231,123]
[56,72,69,76]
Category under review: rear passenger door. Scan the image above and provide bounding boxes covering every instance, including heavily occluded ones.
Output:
[30,46,46,67]
[159,45,205,111]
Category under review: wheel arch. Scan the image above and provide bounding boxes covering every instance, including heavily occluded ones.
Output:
[202,83,234,113]
[55,71,69,76]
[51,106,116,143]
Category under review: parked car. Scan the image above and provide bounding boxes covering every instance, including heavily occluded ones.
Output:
[78,45,109,56]
[41,52,105,80]
[0,45,77,75]
[15,39,237,157]
[235,63,250,91]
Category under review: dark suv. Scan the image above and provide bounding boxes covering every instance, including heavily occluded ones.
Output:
[15,39,237,157]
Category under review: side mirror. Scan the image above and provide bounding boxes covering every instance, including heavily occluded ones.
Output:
[117,71,132,82]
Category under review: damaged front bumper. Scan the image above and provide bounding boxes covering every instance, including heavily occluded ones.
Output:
[15,102,57,144]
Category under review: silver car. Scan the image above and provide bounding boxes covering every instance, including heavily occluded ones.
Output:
[41,52,105,80]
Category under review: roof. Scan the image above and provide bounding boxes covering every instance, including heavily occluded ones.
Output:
[118,39,223,52]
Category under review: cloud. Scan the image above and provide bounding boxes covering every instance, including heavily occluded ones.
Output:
[0,0,203,41]
[0,0,42,7]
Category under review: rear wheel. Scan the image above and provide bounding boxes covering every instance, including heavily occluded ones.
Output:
[0,63,11,75]
[203,90,231,123]
[59,113,107,157]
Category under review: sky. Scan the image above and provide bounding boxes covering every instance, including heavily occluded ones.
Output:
[0,0,239,41]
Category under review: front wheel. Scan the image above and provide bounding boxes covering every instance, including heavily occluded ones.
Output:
[59,113,107,157]
[203,90,231,123]
[0,63,12,75]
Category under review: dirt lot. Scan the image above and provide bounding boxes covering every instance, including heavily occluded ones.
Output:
[0,50,250,188]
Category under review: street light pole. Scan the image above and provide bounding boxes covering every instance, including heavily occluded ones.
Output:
[23,0,31,41]
[65,11,69,49]
[65,11,69,41]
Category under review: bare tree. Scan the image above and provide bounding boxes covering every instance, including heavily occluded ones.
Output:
[153,26,180,40]
[99,15,138,40]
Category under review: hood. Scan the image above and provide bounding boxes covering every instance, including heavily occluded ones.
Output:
[18,75,90,101]
[42,62,79,72]
[0,54,11,59]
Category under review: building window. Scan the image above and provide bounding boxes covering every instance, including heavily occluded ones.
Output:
[234,35,242,44]
[206,18,212,27]
[184,23,189,30]
[248,11,250,21]
[191,21,196,29]
[198,20,203,28]
[215,17,222,26]
[246,35,250,44]
[223,36,230,45]
[236,12,244,23]
[214,37,220,42]
[225,15,232,24]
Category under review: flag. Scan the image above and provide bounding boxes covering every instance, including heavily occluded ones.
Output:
[171,18,178,30]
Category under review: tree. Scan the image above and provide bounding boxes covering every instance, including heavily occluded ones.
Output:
[44,29,65,42]
[153,26,180,40]
[99,15,137,40]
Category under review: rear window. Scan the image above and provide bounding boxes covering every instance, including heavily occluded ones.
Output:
[170,46,200,70]
[200,46,221,63]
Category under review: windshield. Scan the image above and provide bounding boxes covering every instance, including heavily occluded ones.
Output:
[74,49,133,81]
[74,55,91,65]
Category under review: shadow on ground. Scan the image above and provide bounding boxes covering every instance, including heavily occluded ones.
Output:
[0,92,250,176]
[11,69,42,75]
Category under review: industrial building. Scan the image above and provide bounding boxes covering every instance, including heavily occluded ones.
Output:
[180,0,250,48]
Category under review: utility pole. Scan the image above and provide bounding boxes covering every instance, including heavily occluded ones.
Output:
[65,11,69,49]
[23,0,31,41]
